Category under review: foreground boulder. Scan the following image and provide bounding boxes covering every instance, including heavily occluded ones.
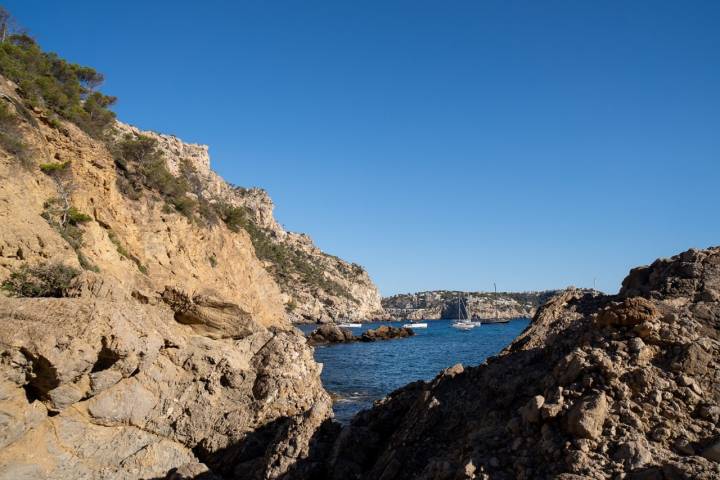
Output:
[306,324,414,345]
[292,247,720,479]
[0,296,331,480]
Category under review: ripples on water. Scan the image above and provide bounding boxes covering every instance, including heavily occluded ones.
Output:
[297,318,530,423]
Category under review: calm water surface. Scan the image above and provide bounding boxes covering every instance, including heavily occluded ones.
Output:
[298,318,530,423]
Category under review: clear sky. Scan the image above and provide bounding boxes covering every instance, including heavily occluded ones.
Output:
[7,1,719,295]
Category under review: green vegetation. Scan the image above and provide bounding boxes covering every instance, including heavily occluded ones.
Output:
[67,206,91,224]
[39,160,70,173]
[208,254,217,268]
[112,133,198,217]
[0,8,115,138]
[41,198,97,272]
[1,262,79,297]
[213,202,353,300]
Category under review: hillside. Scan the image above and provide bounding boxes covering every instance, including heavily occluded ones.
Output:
[382,289,560,321]
[0,27,382,324]
[111,122,384,324]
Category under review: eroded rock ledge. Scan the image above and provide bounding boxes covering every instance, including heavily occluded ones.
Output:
[0,296,331,480]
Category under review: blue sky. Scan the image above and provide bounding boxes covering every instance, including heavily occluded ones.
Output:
[8,1,719,295]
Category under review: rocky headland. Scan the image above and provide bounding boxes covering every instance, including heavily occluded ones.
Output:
[383,290,560,321]
[306,324,415,346]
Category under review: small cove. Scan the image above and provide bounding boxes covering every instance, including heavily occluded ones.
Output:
[298,318,530,423]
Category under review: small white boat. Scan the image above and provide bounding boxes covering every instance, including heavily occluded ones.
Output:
[402,322,428,329]
[452,294,475,330]
[452,321,474,331]
[337,323,362,328]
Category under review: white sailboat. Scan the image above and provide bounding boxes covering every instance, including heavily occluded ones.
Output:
[452,294,475,330]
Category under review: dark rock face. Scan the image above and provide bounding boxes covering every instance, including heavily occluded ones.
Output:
[306,325,414,346]
[293,247,720,480]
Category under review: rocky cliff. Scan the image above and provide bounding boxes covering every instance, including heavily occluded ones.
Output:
[296,247,720,479]
[0,68,338,479]
[111,122,383,324]
[383,290,559,321]
[0,78,381,327]
[0,78,286,328]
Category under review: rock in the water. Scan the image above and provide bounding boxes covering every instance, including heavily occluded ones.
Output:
[306,324,355,345]
[306,324,414,345]
[359,325,414,342]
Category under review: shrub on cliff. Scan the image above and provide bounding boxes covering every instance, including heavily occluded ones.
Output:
[1,262,79,297]
[113,133,197,216]
[0,8,116,139]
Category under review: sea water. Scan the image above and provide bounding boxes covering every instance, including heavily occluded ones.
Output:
[297,318,530,423]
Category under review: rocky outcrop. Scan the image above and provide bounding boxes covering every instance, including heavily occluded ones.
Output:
[383,290,559,321]
[307,325,356,345]
[306,325,414,346]
[359,325,415,342]
[296,247,720,479]
[0,295,331,479]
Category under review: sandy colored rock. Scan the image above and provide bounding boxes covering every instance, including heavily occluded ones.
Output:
[566,392,608,439]
[0,296,331,479]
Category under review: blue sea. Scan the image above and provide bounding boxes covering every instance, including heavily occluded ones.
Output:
[297,318,530,423]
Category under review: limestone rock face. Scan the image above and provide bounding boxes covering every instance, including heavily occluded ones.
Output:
[299,247,720,479]
[0,82,285,328]
[0,296,331,479]
[113,123,384,324]
[0,74,382,327]
[0,75,336,479]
